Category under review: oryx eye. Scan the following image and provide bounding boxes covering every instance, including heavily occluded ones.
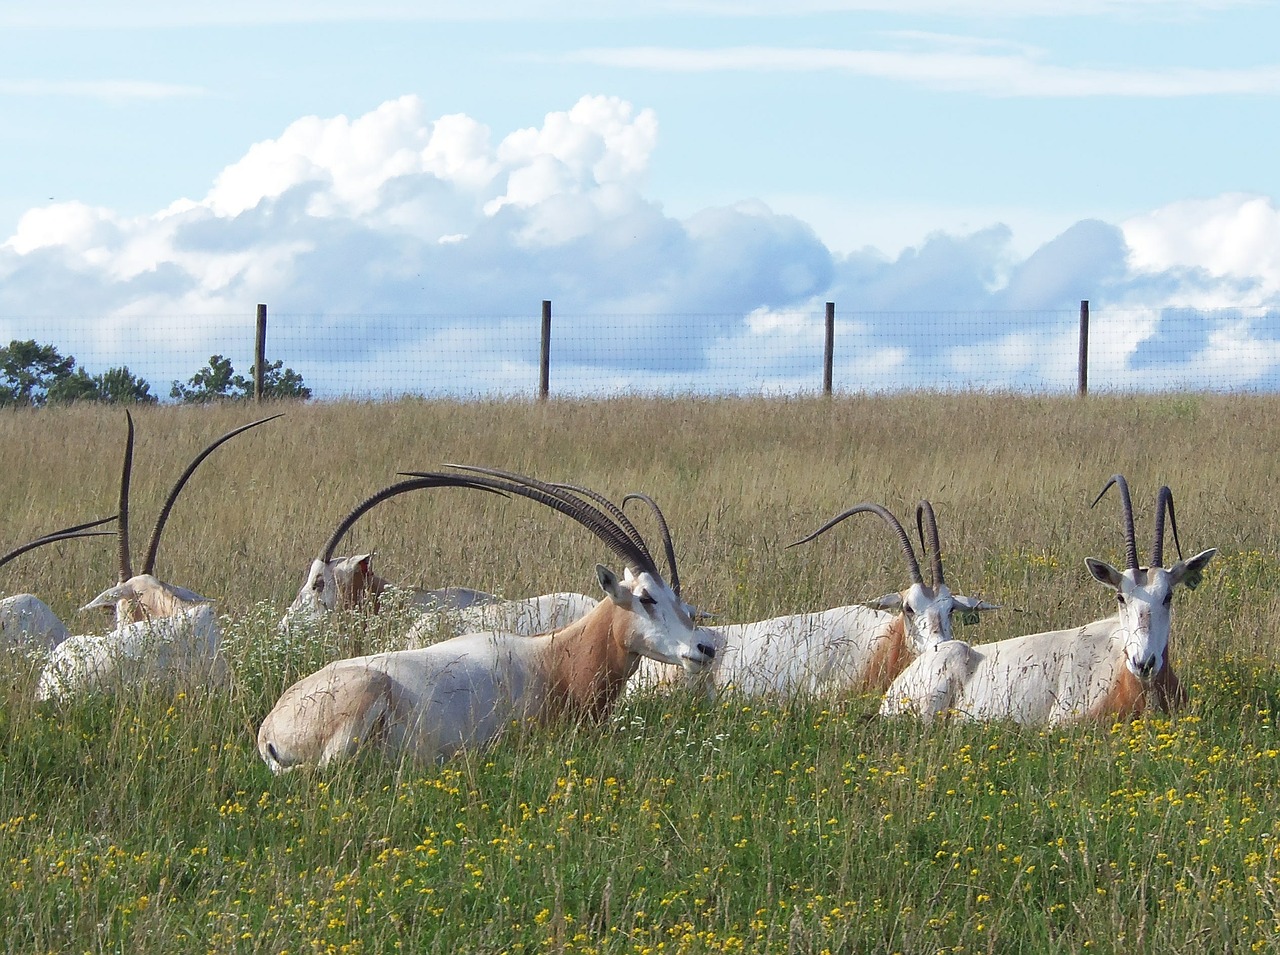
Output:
[312,578,324,592]
[638,593,657,607]
[1162,592,1172,607]
[1116,594,1125,605]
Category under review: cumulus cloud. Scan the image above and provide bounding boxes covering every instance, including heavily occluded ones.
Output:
[1,93,1278,397]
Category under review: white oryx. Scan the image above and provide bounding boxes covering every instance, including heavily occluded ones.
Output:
[632,499,996,696]
[257,468,721,773]
[37,412,279,700]
[0,516,116,651]
[879,476,1216,726]
[279,479,500,632]
[82,410,281,623]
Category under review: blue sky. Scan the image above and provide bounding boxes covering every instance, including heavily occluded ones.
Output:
[2,1,1279,396]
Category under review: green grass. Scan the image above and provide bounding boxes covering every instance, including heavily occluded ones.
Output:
[1,395,1279,953]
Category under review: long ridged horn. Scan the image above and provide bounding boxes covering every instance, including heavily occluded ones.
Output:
[788,503,924,586]
[915,500,946,588]
[399,466,663,579]
[554,482,656,572]
[318,476,508,563]
[1152,486,1184,567]
[139,414,283,576]
[1092,474,1139,571]
[117,411,135,583]
[0,515,117,570]
[622,492,680,598]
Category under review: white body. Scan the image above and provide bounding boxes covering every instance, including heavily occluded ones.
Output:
[879,551,1215,726]
[258,566,721,772]
[0,594,70,651]
[401,592,599,646]
[279,553,496,631]
[35,604,224,701]
[631,578,993,697]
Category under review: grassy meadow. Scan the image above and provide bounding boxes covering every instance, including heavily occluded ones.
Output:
[0,394,1278,954]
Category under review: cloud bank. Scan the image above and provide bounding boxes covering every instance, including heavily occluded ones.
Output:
[2,93,1278,397]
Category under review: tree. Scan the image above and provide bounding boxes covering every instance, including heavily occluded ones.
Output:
[171,355,310,403]
[47,366,157,405]
[0,340,76,406]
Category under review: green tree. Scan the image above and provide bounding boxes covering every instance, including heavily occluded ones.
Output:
[0,340,76,406]
[47,366,157,405]
[171,354,310,402]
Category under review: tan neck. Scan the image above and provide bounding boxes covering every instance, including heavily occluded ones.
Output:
[539,599,635,722]
[860,614,908,692]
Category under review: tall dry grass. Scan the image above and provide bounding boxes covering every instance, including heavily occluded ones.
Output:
[1,394,1278,954]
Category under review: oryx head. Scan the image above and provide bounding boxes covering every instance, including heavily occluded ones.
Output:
[401,466,720,673]
[790,499,998,654]
[1087,476,1216,685]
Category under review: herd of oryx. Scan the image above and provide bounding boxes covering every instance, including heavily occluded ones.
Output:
[3,413,1217,775]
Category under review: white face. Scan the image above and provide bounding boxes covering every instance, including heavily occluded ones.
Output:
[281,558,340,628]
[1086,548,1216,683]
[872,582,995,655]
[600,566,721,672]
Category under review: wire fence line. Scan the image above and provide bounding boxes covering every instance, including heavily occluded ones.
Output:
[5,301,1280,401]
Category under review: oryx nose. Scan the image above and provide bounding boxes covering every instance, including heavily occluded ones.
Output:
[696,642,717,659]
[1133,654,1157,679]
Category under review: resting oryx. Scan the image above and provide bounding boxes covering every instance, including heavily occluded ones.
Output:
[279,480,501,632]
[37,412,279,700]
[879,476,1216,726]
[631,500,997,696]
[257,468,721,773]
[82,410,282,623]
[0,516,117,651]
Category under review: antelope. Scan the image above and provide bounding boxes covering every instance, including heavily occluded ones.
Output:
[257,467,721,773]
[278,481,501,632]
[81,410,281,622]
[879,476,1216,726]
[36,412,279,700]
[631,500,997,697]
[0,516,117,651]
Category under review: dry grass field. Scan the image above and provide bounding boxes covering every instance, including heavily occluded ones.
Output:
[1,394,1278,953]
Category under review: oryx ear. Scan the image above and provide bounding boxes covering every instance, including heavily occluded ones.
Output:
[82,583,133,611]
[596,564,628,605]
[1085,557,1124,590]
[867,593,903,612]
[1171,548,1217,591]
[954,595,1000,626]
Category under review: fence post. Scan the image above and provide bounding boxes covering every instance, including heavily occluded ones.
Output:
[254,303,267,403]
[823,302,835,395]
[539,300,551,400]
[1077,300,1089,397]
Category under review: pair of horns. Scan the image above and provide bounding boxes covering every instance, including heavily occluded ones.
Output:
[321,465,674,587]
[116,411,283,581]
[1091,474,1183,570]
[789,500,948,588]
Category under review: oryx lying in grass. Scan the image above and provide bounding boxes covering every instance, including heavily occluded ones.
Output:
[0,516,116,651]
[257,468,721,773]
[82,410,281,623]
[879,476,1216,725]
[632,499,996,696]
[37,412,278,700]
[278,481,500,632]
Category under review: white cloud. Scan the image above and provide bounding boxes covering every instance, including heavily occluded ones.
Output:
[556,44,1280,97]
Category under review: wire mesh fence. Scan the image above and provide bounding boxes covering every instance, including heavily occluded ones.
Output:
[5,302,1280,400]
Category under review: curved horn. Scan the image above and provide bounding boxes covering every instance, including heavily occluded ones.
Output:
[400,466,662,578]
[788,502,923,586]
[117,411,135,583]
[1091,474,1139,571]
[915,500,946,588]
[622,492,680,598]
[139,414,283,576]
[0,515,117,570]
[318,476,508,563]
[1152,486,1184,567]
[554,482,656,571]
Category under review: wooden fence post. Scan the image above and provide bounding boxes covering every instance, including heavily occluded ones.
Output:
[1078,300,1089,397]
[823,302,835,395]
[539,300,551,400]
[254,303,267,403]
